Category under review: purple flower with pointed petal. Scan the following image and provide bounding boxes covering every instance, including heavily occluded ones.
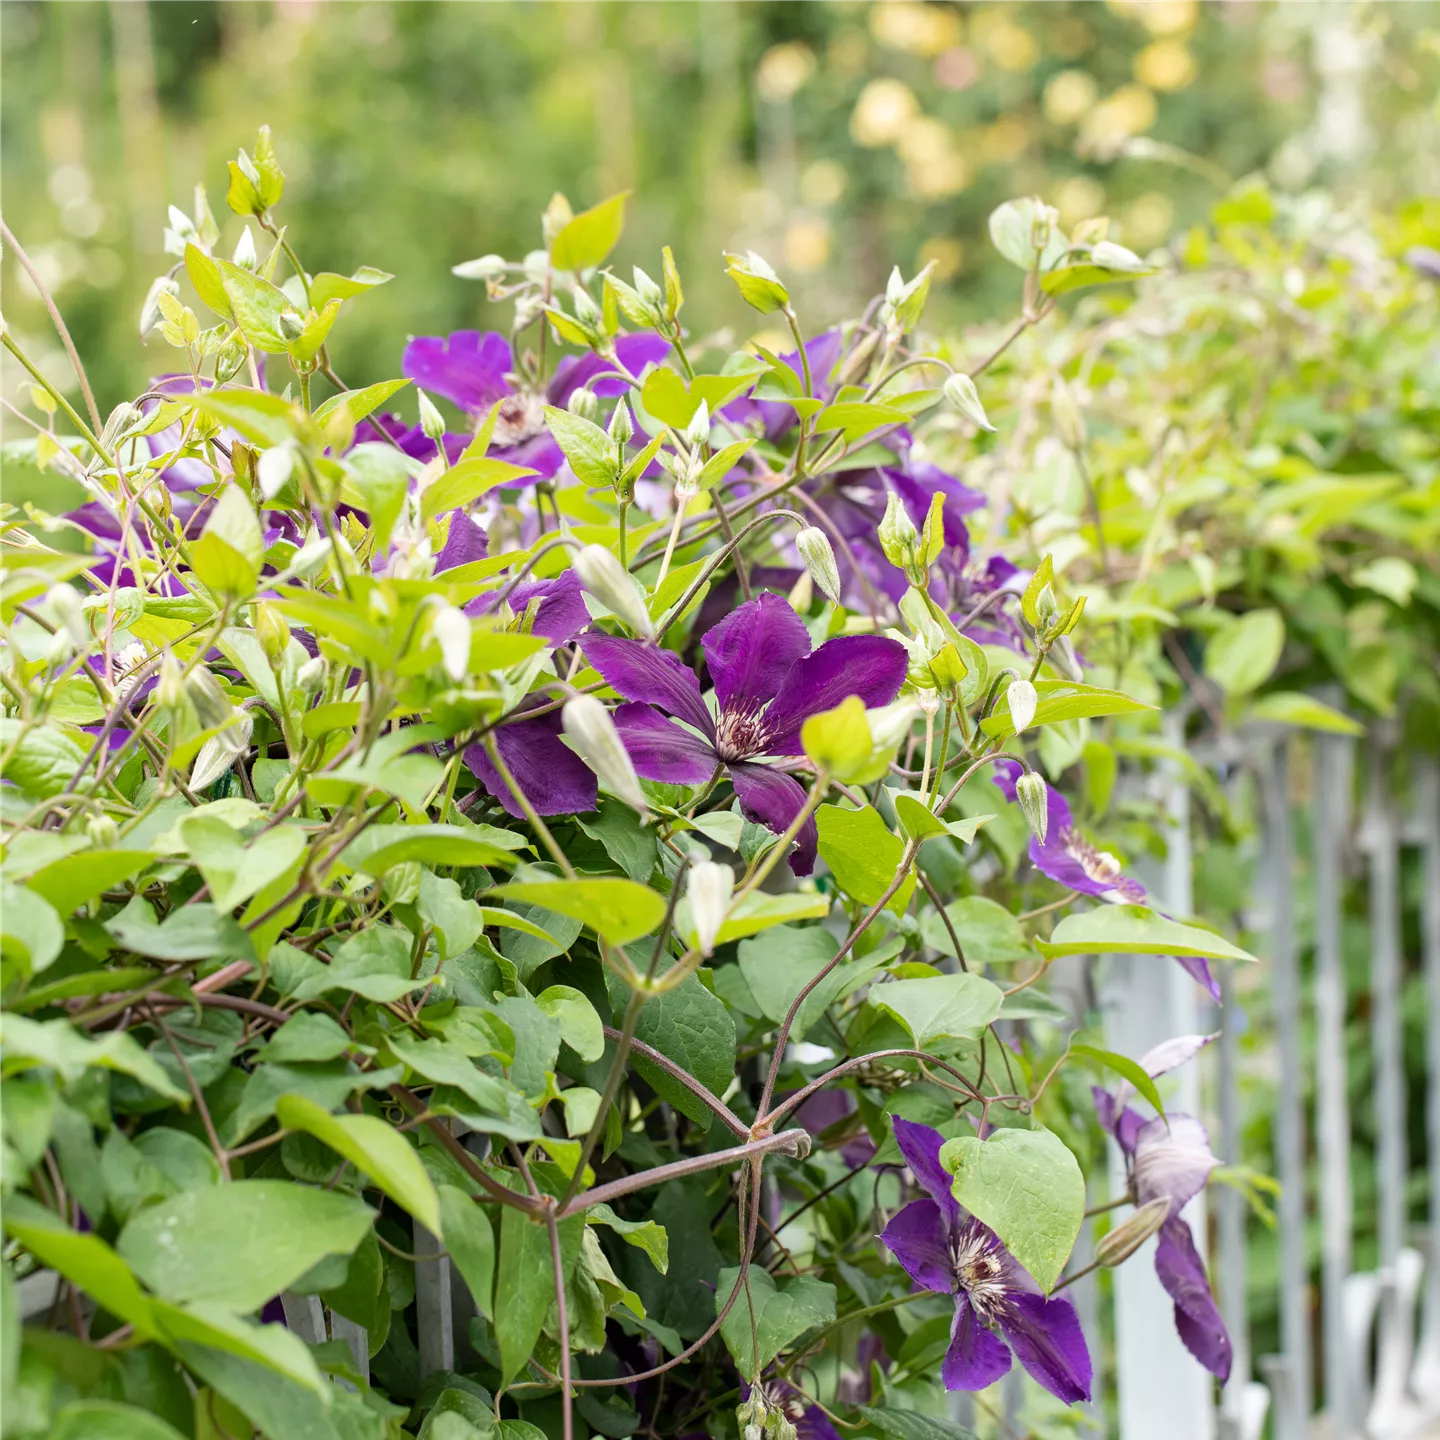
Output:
[354,412,467,467]
[465,570,589,647]
[434,511,490,574]
[401,330,670,483]
[992,761,1220,1001]
[1094,1037,1232,1382]
[880,1118,1092,1403]
[463,700,597,819]
[583,593,905,875]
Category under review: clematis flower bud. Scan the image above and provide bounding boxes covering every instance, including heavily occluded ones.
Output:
[100,402,144,453]
[573,544,654,639]
[562,694,649,818]
[417,388,447,446]
[232,226,257,271]
[431,604,472,681]
[568,386,599,422]
[607,398,634,446]
[45,583,89,649]
[682,400,711,448]
[253,603,290,670]
[688,861,734,957]
[1007,679,1038,735]
[942,372,995,432]
[257,443,294,500]
[878,492,923,582]
[85,813,118,849]
[794,527,841,605]
[1096,1197,1171,1267]
[296,656,326,695]
[1015,770,1049,845]
[190,712,253,792]
[156,653,186,713]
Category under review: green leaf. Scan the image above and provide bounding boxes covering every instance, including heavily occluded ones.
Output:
[1203,609,1286,696]
[341,443,414,554]
[23,849,154,917]
[816,804,914,914]
[494,1204,583,1383]
[980,681,1156,738]
[940,1127,1084,1293]
[541,407,616,488]
[857,1407,977,1440]
[275,1093,442,1235]
[314,377,410,428]
[812,402,909,443]
[0,718,88,797]
[439,1184,495,1322]
[213,255,295,353]
[185,242,233,320]
[117,1180,372,1311]
[263,1013,355,1065]
[339,822,525,876]
[867,973,1003,1048]
[1248,690,1364,735]
[626,972,735,1132]
[551,192,630,271]
[573,800,658,883]
[587,1202,668,1274]
[1033,905,1258,963]
[48,1401,190,1440]
[1040,259,1161,295]
[104,898,253,962]
[182,816,305,914]
[422,456,540,523]
[536,984,605,1062]
[3,1196,157,1338]
[716,1268,835,1377]
[684,889,830,948]
[737,925,849,1043]
[489,878,665,947]
[1,879,63,978]
[1,1014,189,1103]
[920,896,1035,966]
[892,794,993,849]
[165,1309,332,1413]
[289,925,428,1003]
[308,265,393,308]
[177,388,306,449]
[1069,1044,1165,1118]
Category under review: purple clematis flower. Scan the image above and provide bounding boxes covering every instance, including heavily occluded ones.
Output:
[401,330,670,482]
[354,412,468,467]
[463,699,598,820]
[992,760,1220,1001]
[881,1118,1092,1403]
[582,592,906,875]
[1094,1036,1232,1381]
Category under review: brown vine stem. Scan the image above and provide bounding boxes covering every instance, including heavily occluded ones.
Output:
[545,1202,575,1440]
[598,1026,748,1137]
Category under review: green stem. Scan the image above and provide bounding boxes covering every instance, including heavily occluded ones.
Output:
[617,499,629,570]
[783,306,813,479]
[2,332,114,469]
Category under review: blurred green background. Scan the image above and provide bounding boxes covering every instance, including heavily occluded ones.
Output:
[3,0,1439,423]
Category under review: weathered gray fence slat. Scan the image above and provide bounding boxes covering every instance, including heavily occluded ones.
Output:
[1216,959,1254,1440]
[1259,738,1312,1438]
[1314,733,1356,1435]
[414,1218,455,1377]
[1416,760,1440,1408]
[1365,734,1414,1433]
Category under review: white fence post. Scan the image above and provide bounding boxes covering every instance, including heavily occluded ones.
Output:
[1415,761,1440,1409]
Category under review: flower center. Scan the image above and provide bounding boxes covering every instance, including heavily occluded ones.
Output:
[951,1223,1009,1320]
[713,705,772,763]
[1063,827,1146,902]
[492,392,547,447]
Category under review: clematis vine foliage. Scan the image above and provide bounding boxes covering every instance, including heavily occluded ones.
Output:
[2,132,1263,1440]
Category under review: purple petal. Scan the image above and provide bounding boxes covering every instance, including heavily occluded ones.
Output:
[613,702,718,784]
[582,635,715,740]
[890,1117,962,1223]
[998,1292,1093,1404]
[761,636,909,756]
[463,710,597,818]
[1174,954,1222,1002]
[435,511,490,573]
[1133,1113,1219,1214]
[880,1199,956,1294]
[702,592,811,717]
[941,1294,1012,1393]
[403,331,514,415]
[1114,1106,1147,1157]
[495,431,565,482]
[1155,1217,1232,1380]
[1092,1085,1118,1137]
[511,572,590,646]
[887,460,983,550]
[727,762,818,875]
[548,334,672,408]
[354,414,467,465]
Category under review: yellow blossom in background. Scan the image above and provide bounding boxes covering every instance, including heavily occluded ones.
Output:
[898,116,970,198]
[969,9,1038,72]
[1107,0,1199,36]
[917,236,965,280]
[757,42,817,104]
[784,215,832,271]
[1123,191,1176,248]
[978,116,1030,166]
[1081,83,1159,150]
[869,1,963,57]
[800,159,848,208]
[829,25,870,77]
[1043,69,1099,126]
[1056,175,1107,228]
[1136,39,1197,92]
[851,77,920,146]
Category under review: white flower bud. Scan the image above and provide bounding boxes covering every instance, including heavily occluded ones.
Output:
[688,861,734,957]
[794,527,842,606]
[451,254,507,280]
[431,604,472,681]
[45,582,89,649]
[291,533,333,578]
[1007,679,1038,736]
[232,226,258,271]
[1015,770,1049,845]
[942,372,995,432]
[156,653,186,712]
[573,543,654,640]
[562,694,650,819]
[608,398,634,445]
[1091,239,1147,273]
[416,388,447,445]
[190,712,253,792]
[1096,1196,1171,1267]
[296,656,326,695]
[682,400,711,448]
[257,443,295,500]
[877,492,920,575]
[86,813,118,849]
[100,403,144,452]
[568,387,600,422]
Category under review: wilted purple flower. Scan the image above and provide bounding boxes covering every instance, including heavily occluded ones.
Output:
[739,1378,843,1440]
[401,330,669,481]
[880,1118,1091,1403]
[583,593,906,874]
[992,760,1219,1001]
[1094,1035,1231,1382]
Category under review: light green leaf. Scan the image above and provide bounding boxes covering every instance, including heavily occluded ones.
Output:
[339,822,525,877]
[541,407,616,488]
[489,878,665,947]
[867,973,1003,1048]
[816,804,914,914]
[422,456,540,523]
[182,816,305,914]
[1033,905,1257,963]
[1,1014,188,1103]
[892,794,993,848]
[920,896,1035,966]
[812,402,909,443]
[159,1300,330,1402]
[716,1268,835,1377]
[940,1127,1084,1292]
[275,1093,442,1236]
[308,265,393,308]
[313,377,410,428]
[48,1401,190,1440]
[536,984,605,1062]
[551,192,630,271]
[1069,1044,1165,1118]
[1247,690,1364,735]
[104,897,253,962]
[682,889,830,948]
[0,718,89,797]
[439,1185,495,1321]
[1203,609,1285,697]
[1,879,62,978]
[289,925,428,1003]
[587,1202,668,1274]
[23,849,154,917]
[117,1180,372,1311]
[980,680,1156,739]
